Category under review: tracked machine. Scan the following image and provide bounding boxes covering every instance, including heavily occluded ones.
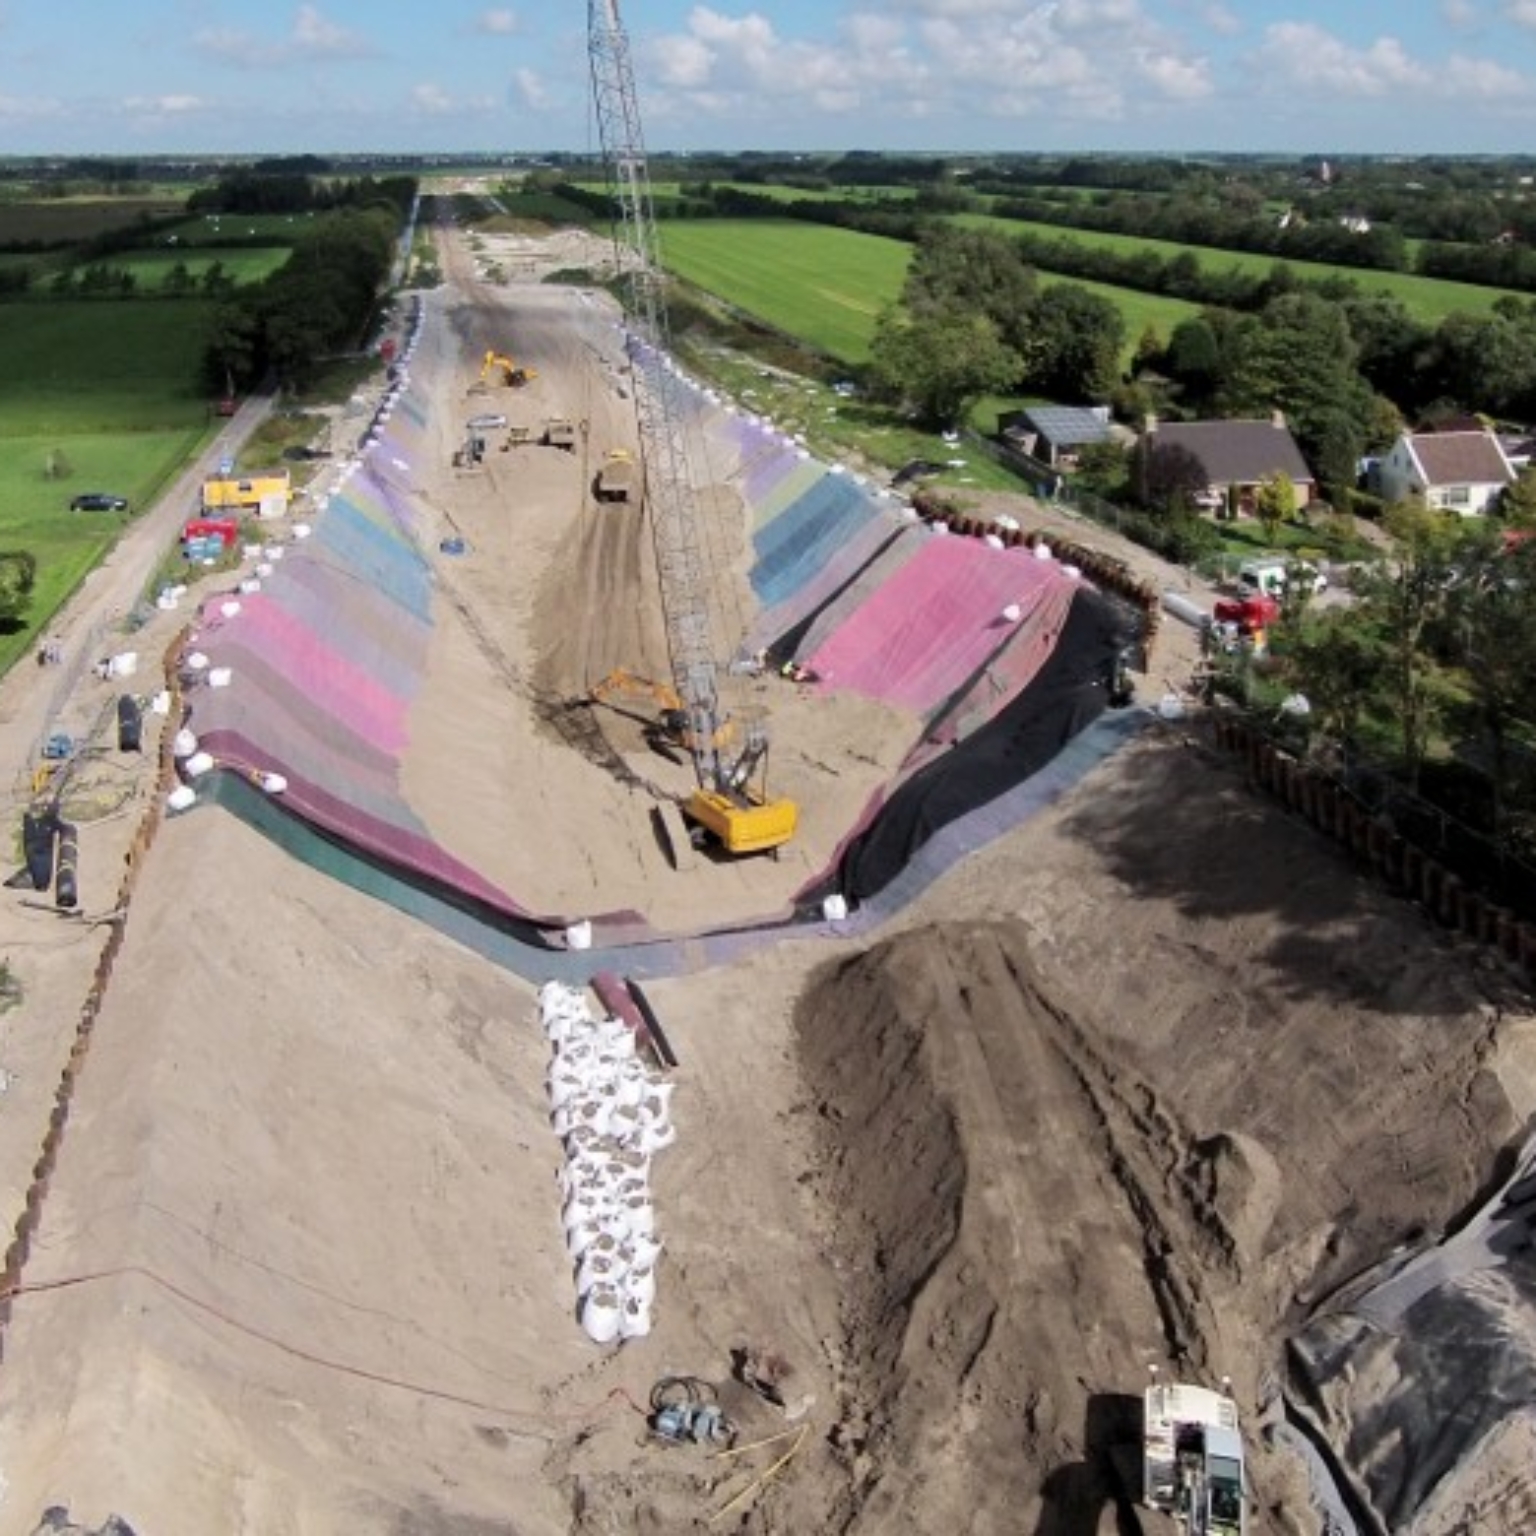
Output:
[1143,1378,1246,1536]
[587,0,797,858]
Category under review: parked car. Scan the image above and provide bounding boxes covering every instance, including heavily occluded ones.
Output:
[69,492,129,513]
[1236,556,1327,599]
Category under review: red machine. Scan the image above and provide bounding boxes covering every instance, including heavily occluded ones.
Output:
[183,517,240,548]
[1212,593,1279,631]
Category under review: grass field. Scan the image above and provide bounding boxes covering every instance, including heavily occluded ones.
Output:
[96,247,290,287]
[658,219,910,362]
[163,212,319,243]
[638,183,1521,327]
[955,212,1521,323]
[656,218,1200,364]
[0,299,219,664]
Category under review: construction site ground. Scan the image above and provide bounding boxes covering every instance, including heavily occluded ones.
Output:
[0,221,1529,1535]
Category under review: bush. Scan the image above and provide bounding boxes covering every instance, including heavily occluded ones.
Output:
[1346,488,1389,522]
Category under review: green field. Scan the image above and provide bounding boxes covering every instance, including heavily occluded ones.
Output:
[656,218,1200,364]
[0,299,218,664]
[164,211,319,242]
[955,212,1521,323]
[642,183,1521,327]
[100,246,290,286]
[658,219,911,362]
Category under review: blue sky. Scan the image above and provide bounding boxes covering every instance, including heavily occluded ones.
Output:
[4,2,1536,157]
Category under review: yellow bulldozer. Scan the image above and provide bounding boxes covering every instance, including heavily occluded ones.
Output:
[480,349,535,387]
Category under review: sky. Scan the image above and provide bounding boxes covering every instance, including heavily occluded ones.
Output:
[5,1,1536,158]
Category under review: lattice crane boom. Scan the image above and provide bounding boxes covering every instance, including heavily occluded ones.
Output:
[587,0,722,790]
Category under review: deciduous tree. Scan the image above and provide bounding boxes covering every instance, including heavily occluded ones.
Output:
[867,305,1021,429]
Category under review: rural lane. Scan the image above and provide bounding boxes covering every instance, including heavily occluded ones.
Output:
[0,393,273,785]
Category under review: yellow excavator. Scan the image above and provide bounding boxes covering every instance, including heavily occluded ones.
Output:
[587,669,737,756]
[480,349,535,387]
[583,671,796,857]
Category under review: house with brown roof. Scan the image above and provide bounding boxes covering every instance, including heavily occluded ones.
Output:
[1143,414,1315,515]
[1375,429,1516,516]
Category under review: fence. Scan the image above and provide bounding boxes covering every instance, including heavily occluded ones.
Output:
[1212,712,1536,975]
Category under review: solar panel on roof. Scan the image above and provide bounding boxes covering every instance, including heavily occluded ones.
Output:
[1024,406,1114,444]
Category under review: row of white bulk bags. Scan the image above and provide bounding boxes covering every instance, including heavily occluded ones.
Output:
[539,982,676,1345]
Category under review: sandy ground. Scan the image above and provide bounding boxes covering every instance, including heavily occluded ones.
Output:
[0,221,1529,1535]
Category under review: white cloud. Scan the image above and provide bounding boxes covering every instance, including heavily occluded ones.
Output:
[1250,22,1429,94]
[512,66,550,110]
[629,0,1408,138]
[475,9,520,35]
[1441,54,1528,95]
[124,93,205,114]
[1202,3,1241,36]
[293,5,375,59]
[1137,49,1214,100]
[1054,0,1144,32]
[1507,0,1536,24]
[1249,19,1530,103]
[0,91,63,120]
[192,6,375,68]
[410,83,453,115]
[653,33,715,89]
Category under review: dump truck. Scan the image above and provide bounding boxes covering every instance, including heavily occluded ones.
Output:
[595,449,637,503]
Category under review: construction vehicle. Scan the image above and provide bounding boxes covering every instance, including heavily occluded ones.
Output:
[542,417,577,451]
[586,669,739,757]
[595,448,637,503]
[452,427,487,470]
[1143,1378,1246,1535]
[480,350,534,388]
[589,0,797,858]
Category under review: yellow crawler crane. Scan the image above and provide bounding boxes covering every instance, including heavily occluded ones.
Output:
[588,0,797,858]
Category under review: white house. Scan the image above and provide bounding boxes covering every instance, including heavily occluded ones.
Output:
[1374,429,1516,515]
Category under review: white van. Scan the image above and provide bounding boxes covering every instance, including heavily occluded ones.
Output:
[1237,557,1327,599]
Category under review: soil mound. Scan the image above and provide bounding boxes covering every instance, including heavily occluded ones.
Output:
[796,920,1229,1534]
[793,871,1530,1533]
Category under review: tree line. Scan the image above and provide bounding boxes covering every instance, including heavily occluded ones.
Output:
[1235,510,1536,880]
[201,202,402,390]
